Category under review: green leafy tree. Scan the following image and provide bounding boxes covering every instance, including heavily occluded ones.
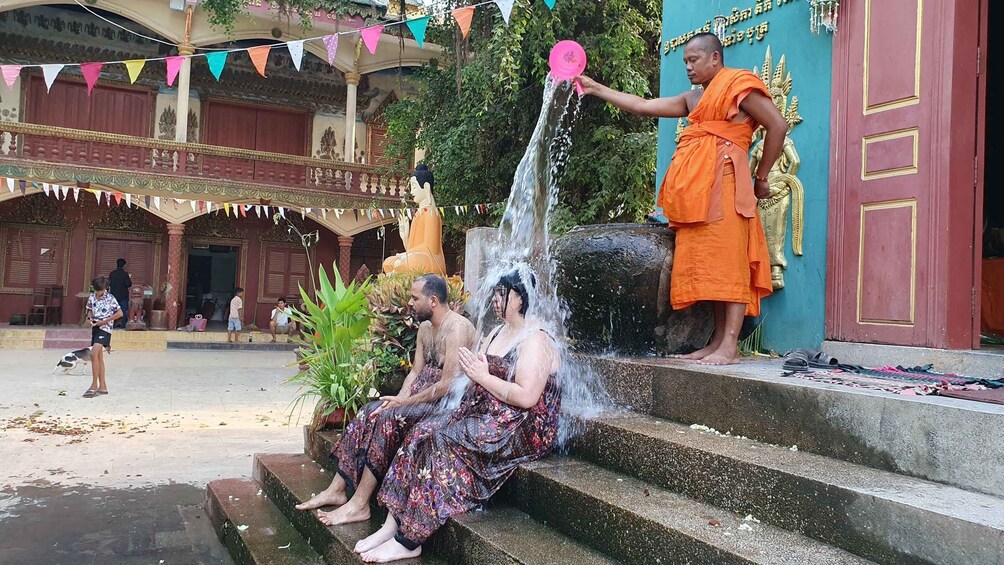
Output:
[382,0,662,240]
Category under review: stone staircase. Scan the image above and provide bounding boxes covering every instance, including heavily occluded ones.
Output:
[0,326,297,351]
[205,356,1004,564]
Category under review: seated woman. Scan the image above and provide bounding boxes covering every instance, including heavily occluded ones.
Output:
[355,269,562,562]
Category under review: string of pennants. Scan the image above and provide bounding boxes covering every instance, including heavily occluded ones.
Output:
[0,0,559,93]
[1,177,502,221]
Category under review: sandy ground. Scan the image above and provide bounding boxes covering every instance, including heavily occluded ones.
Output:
[0,349,311,564]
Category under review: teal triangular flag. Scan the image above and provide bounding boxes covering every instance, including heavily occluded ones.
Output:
[206,51,228,81]
[544,0,556,8]
[405,16,430,48]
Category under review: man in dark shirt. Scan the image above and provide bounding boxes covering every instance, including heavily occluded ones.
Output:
[108,258,131,328]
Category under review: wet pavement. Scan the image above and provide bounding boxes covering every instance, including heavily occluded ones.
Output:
[0,349,306,564]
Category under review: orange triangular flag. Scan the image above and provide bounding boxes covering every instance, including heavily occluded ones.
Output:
[248,45,271,77]
[453,6,475,39]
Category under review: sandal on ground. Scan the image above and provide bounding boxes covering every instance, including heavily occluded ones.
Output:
[782,349,811,373]
[83,389,97,398]
[95,390,108,395]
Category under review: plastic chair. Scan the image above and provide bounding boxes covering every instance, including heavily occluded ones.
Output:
[26,288,48,325]
[45,286,63,325]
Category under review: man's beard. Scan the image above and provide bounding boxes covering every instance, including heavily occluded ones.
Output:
[414,307,432,322]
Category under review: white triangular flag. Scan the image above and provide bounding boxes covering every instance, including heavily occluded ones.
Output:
[175,198,185,204]
[278,206,286,219]
[287,40,305,71]
[378,208,385,218]
[125,193,131,207]
[305,207,312,215]
[42,183,50,196]
[321,208,327,219]
[154,196,161,210]
[300,208,306,219]
[73,187,80,201]
[495,0,515,24]
[6,178,14,193]
[41,64,63,92]
[94,189,102,203]
[190,200,197,213]
[255,205,262,218]
[334,209,343,218]
[206,201,213,213]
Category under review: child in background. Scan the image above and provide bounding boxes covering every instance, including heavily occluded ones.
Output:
[228,287,245,343]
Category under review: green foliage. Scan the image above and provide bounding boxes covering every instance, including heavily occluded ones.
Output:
[200,0,378,35]
[382,0,663,240]
[366,273,468,391]
[286,262,374,428]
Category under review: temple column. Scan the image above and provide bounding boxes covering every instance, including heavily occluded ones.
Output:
[337,235,354,282]
[344,71,361,163]
[166,223,185,329]
[175,43,194,143]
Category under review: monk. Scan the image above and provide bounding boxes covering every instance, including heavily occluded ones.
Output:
[383,164,448,277]
[577,33,787,365]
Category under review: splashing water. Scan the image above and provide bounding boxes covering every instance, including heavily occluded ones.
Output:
[455,76,612,447]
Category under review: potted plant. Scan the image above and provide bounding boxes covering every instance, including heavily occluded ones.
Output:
[286,262,374,431]
[366,273,468,396]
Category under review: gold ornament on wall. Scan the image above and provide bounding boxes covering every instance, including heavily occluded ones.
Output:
[749,46,804,290]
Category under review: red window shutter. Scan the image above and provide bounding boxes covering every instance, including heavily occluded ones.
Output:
[4,229,35,288]
[288,250,308,296]
[36,232,65,287]
[90,86,151,137]
[94,239,122,280]
[265,247,289,297]
[26,78,90,130]
[124,241,152,286]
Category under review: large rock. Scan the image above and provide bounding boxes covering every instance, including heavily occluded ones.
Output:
[553,223,712,355]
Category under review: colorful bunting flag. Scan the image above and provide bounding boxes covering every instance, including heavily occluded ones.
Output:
[453,7,475,39]
[42,183,50,197]
[154,196,161,210]
[190,200,197,213]
[278,206,286,219]
[255,205,262,218]
[495,0,515,24]
[113,192,123,205]
[224,202,231,217]
[287,40,305,71]
[145,195,151,208]
[0,65,22,87]
[361,25,385,55]
[322,34,339,66]
[41,64,63,92]
[166,56,184,87]
[73,187,80,201]
[239,204,247,218]
[93,189,101,204]
[80,62,103,94]
[125,193,132,208]
[321,208,327,220]
[206,51,228,81]
[124,59,145,84]
[7,177,15,193]
[406,16,430,48]
[544,0,556,9]
[248,45,271,77]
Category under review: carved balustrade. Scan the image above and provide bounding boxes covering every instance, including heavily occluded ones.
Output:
[0,122,408,200]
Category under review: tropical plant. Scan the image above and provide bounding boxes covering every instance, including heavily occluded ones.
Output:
[366,273,468,394]
[286,262,374,429]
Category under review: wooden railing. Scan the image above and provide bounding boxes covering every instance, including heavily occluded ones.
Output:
[0,122,408,199]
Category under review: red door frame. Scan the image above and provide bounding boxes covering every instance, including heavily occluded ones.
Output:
[974,0,989,348]
[826,0,982,349]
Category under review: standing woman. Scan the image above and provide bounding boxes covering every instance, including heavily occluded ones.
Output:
[84,276,123,398]
[356,269,562,562]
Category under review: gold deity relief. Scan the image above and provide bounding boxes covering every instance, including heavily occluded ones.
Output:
[750,46,804,290]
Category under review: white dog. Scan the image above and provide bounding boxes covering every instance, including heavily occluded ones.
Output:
[52,348,93,375]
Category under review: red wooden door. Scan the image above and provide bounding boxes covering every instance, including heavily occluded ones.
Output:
[827,0,981,348]
[201,101,307,184]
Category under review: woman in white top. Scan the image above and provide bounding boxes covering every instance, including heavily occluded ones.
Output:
[269,296,297,342]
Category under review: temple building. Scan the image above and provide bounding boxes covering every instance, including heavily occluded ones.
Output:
[0,0,456,329]
[659,0,1003,355]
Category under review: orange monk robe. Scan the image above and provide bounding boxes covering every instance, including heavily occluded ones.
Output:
[383,207,448,276]
[658,68,773,317]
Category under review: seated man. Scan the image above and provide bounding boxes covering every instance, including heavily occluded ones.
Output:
[269,296,297,343]
[295,274,476,526]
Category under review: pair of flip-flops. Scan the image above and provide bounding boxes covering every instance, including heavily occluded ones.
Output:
[82,389,108,398]
[781,349,839,373]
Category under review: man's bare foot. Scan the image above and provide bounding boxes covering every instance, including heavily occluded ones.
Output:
[679,342,719,360]
[361,538,421,563]
[355,518,397,553]
[295,487,347,511]
[318,501,369,525]
[698,344,739,366]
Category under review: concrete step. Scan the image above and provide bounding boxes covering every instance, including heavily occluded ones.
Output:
[42,338,90,350]
[168,342,296,351]
[0,329,45,339]
[0,339,44,350]
[506,456,874,565]
[586,355,1004,497]
[571,412,1004,565]
[205,478,324,565]
[44,329,91,339]
[255,453,615,564]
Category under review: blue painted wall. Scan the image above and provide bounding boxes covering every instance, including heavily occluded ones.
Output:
[656,0,833,352]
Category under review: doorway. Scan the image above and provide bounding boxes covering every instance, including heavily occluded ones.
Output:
[980,0,1004,349]
[185,244,239,324]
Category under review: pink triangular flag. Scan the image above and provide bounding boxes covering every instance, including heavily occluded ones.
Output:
[166,56,184,87]
[322,34,339,65]
[80,62,104,94]
[1,65,22,87]
[361,26,384,55]
[453,7,475,39]
[248,45,271,77]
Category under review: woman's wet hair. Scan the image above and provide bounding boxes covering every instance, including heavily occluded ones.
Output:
[494,269,536,317]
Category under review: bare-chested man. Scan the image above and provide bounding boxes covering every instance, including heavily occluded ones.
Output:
[295,274,476,526]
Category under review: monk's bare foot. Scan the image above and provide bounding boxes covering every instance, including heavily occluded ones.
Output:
[355,519,397,553]
[295,485,347,511]
[679,343,718,361]
[698,344,739,366]
[318,500,369,526]
[361,538,421,563]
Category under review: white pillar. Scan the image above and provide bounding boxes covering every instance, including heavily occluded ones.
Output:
[344,71,361,163]
[175,44,194,143]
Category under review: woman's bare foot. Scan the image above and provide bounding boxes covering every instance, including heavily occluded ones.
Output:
[295,485,347,511]
[354,518,397,553]
[361,538,421,563]
[697,344,739,366]
[318,500,369,526]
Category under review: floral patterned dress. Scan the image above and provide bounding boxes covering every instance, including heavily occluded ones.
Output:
[377,340,561,548]
[330,362,443,491]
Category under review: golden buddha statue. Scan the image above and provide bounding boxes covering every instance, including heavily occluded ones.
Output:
[383,164,448,276]
[749,47,805,290]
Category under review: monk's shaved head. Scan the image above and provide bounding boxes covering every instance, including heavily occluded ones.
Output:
[685,33,724,64]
